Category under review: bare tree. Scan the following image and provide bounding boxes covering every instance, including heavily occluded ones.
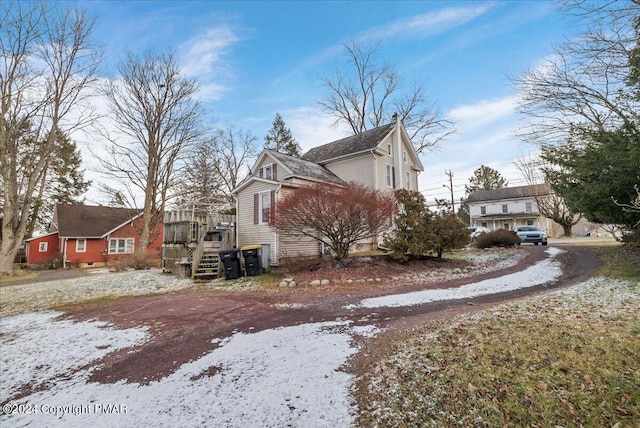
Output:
[319,40,454,154]
[513,0,640,145]
[209,125,258,203]
[513,155,581,237]
[0,0,101,275]
[276,182,397,259]
[171,141,229,213]
[99,49,204,250]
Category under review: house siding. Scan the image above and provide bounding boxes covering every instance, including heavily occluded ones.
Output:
[65,238,108,266]
[107,219,163,259]
[237,180,279,265]
[26,234,60,267]
[276,186,322,263]
[324,155,375,187]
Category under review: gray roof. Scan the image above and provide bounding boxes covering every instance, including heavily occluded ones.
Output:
[467,184,551,203]
[53,204,141,238]
[268,150,345,185]
[301,123,394,164]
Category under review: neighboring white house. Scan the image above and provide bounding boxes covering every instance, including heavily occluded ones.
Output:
[467,184,593,237]
[233,115,424,266]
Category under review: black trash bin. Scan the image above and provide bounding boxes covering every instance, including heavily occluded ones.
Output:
[218,249,241,280]
[241,245,262,276]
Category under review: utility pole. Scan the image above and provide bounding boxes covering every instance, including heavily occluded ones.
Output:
[443,170,455,213]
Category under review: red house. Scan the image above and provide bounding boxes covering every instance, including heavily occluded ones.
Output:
[26,204,163,269]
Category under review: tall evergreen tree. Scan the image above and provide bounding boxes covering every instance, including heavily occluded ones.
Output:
[28,129,90,237]
[465,165,508,194]
[458,165,508,225]
[264,113,302,157]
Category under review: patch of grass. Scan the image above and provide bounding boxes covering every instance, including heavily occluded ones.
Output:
[593,245,640,281]
[355,268,640,426]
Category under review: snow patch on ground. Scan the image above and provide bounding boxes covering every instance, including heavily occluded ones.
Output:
[1,319,367,427]
[0,311,148,403]
[347,248,565,309]
[0,269,193,317]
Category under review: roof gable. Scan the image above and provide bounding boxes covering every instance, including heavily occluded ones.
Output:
[54,204,142,238]
[267,150,344,185]
[301,123,394,164]
[467,184,551,203]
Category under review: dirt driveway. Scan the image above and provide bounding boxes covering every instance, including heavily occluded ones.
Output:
[62,245,599,386]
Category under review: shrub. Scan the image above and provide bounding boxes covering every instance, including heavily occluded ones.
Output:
[109,250,156,271]
[475,229,520,248]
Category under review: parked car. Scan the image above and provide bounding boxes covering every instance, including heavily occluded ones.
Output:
[468,226,490,242]
[515,226,548,245]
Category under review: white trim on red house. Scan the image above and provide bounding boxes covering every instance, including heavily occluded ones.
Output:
[100,212,144,238]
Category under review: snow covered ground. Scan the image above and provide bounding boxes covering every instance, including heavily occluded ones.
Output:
[347,248,565,309]
[1,248,569,427]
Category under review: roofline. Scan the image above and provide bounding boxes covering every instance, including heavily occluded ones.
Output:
[251,150,294,176]
[24,231,59,242]
[397,121,424,171]
[100,211,144,238]
[232,176,275,194]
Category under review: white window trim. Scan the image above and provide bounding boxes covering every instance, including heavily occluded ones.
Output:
[108,237,135,254]
[259,190,271,225]
[387,144,392,156]
[502,204,508,214]
[480,206,486,215]
[525,202,533,213]
[405,171,411,190]
[39,242,48,252]
[262,164,273,181]
[76,239,86,253]
[385,164,393,188]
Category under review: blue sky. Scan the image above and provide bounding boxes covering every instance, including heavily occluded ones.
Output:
[77,0,568,206]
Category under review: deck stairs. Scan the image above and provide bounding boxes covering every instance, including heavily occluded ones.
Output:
[192,241,223,278]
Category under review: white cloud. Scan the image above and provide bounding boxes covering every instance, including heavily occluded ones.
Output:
[449,96,518,131]
[281,106,352,153]
[363,3,497,41]
[180,26,241,101]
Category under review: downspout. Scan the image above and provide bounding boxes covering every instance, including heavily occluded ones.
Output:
[370,149,378,189]
[62,238,68,269]
[232,194,239,249]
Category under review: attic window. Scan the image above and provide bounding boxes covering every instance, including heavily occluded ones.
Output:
[387,144,392,156]
[403,151,407,163]
[263,164,273,180]
[39,242,48,252]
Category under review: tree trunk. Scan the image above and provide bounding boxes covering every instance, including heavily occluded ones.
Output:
[562,223,573,238]
[0,235,21,275]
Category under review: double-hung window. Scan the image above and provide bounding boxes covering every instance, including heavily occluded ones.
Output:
[502,204,508,214]
[385,164,393,187]
[260,191,271,224]
[525,202,533,213]
[109,238,135,254]
[263,164,273,180]
[76,239,86,252]
[480,206,487,215]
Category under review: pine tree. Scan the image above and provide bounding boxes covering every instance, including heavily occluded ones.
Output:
[464,165,508,194]
[264,113,302,157]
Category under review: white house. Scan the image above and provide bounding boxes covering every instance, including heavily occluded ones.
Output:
[467,184,594,237]
[232,115,424,266]
[467,184,553,232]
